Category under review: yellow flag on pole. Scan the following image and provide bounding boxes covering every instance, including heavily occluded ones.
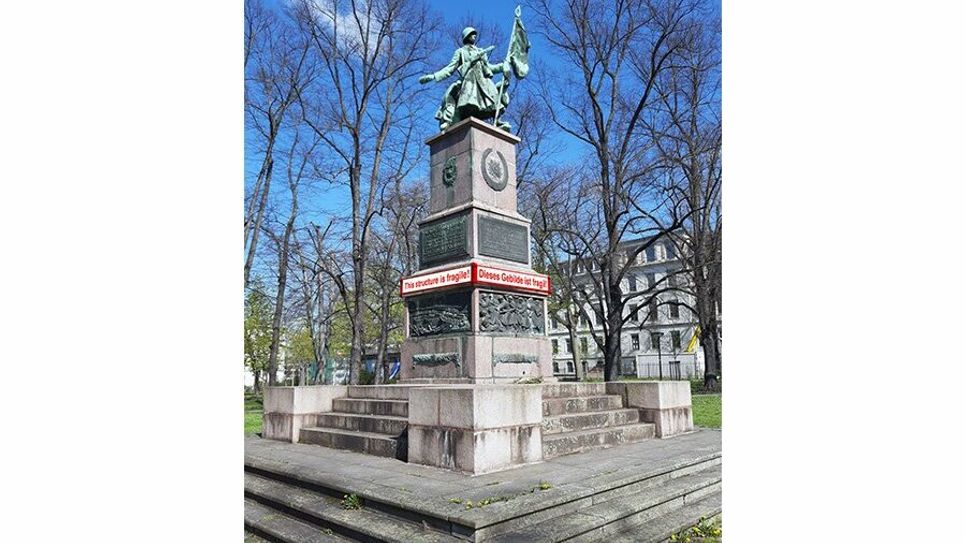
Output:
[685,327,701,353]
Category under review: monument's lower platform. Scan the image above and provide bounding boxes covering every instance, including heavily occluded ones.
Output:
[244,428,721,542]
[401,332,555,383]
[262,382,694,475]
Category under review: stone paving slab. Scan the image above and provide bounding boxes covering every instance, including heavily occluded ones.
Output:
[245,429,721,531]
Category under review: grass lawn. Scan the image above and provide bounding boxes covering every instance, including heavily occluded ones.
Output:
[245,393,263,435]
[691,394,721,428]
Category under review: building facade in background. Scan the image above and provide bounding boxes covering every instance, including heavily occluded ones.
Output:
[548,236,707,380]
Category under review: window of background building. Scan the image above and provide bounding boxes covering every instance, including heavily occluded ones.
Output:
[628,274,637,292]
[553,362,560,373]
[552,339,559,354]
[567,361,574,373]
[593,310,601,326]
[666,243,676,259]
[629,303,639,322]
[580,337,588,354]
[551,316,559,330]
[631,333,640,351]
[650,332,662,350]
[580,312,589,327]
[565,338,573,353]
[670,299,680,319]
[671,330,681,350]
[649,301,659,322]
[647,272,656,288]
[645,245,656,262]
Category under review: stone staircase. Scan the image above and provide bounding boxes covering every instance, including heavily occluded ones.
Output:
[297,386,412,461]
[541,383,656,459]
[292,383,659,463]
[244,430,722,542]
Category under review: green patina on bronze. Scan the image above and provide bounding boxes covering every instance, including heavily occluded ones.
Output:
[442,156,457,186]
[419,213,468,268]
[418,6,530,132]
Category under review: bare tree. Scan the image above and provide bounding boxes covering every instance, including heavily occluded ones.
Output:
[530,0,702,380]
[265,126,323,386]
[366,181,427,384]
[292,0,437,384]
[245,0,315,288]
[650,10,721,389]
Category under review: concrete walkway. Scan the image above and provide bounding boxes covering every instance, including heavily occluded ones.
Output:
[245,428,721,531]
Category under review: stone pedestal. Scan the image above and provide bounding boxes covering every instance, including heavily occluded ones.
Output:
[399,117,554,384]
[606,381,694,438]
[262,385,347,443]
[407,385,543,474]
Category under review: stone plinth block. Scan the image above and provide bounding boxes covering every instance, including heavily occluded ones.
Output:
[408,385,543,474]
[425,117,522,218]
[262,385,347,443]
[401,333,553,383]
[606,381,694,438]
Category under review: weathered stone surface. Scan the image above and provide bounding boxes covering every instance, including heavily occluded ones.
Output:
[541,382,606,398]
[640,406,695,438]
[332,398,409,417]
[245,428,722,540]
[346,384,419,400]
[542,394,624,416]
[607,492,722,543]
[426,118,521,216]
[542,408,641,435]
[245,473,464,543]
[408,424,542,475]
[606,381,694,438]
[407,385,544,474]
[262,386,348,443]
[605,380,692,410]
[298,427,400,458]
[264,385,348,415]
[316,413,408,436]
[542,423,656,459]
[244,498,356,543]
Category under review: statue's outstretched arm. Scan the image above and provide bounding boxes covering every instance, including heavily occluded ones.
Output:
[419,50,461,84]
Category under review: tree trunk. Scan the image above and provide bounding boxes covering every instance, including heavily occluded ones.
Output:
[267,216,295,387]
[566,314,583,381]
[253,370,261,394]
[245,153,274,288]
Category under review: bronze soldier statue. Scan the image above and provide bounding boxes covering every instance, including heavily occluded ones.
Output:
[419,8,530,132]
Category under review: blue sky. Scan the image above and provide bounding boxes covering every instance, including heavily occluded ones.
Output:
[245,0,580,238]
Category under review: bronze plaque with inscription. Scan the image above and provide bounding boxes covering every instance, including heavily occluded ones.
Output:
[478,216,529,264]
[419,213,468,268]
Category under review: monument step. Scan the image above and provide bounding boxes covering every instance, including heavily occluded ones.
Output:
[541,382,607,399]
[332,398,409,417]
[246,431,722,542]
[542,408,641,435]
[541,394,624,416]
[346,385,419,401]
[245,497,356,543]
[534,467,722,543]
[299,427,402,459]
[316,413,408,436]
[606,491,722,543]
[245,473,463,543]
[542,423,656,459]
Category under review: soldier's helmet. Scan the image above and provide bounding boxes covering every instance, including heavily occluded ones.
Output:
[461,27,478,44]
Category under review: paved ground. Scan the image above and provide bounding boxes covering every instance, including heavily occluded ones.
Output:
[245,428,721,528]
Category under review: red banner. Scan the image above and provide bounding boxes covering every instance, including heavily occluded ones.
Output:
[400,262,551,297]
